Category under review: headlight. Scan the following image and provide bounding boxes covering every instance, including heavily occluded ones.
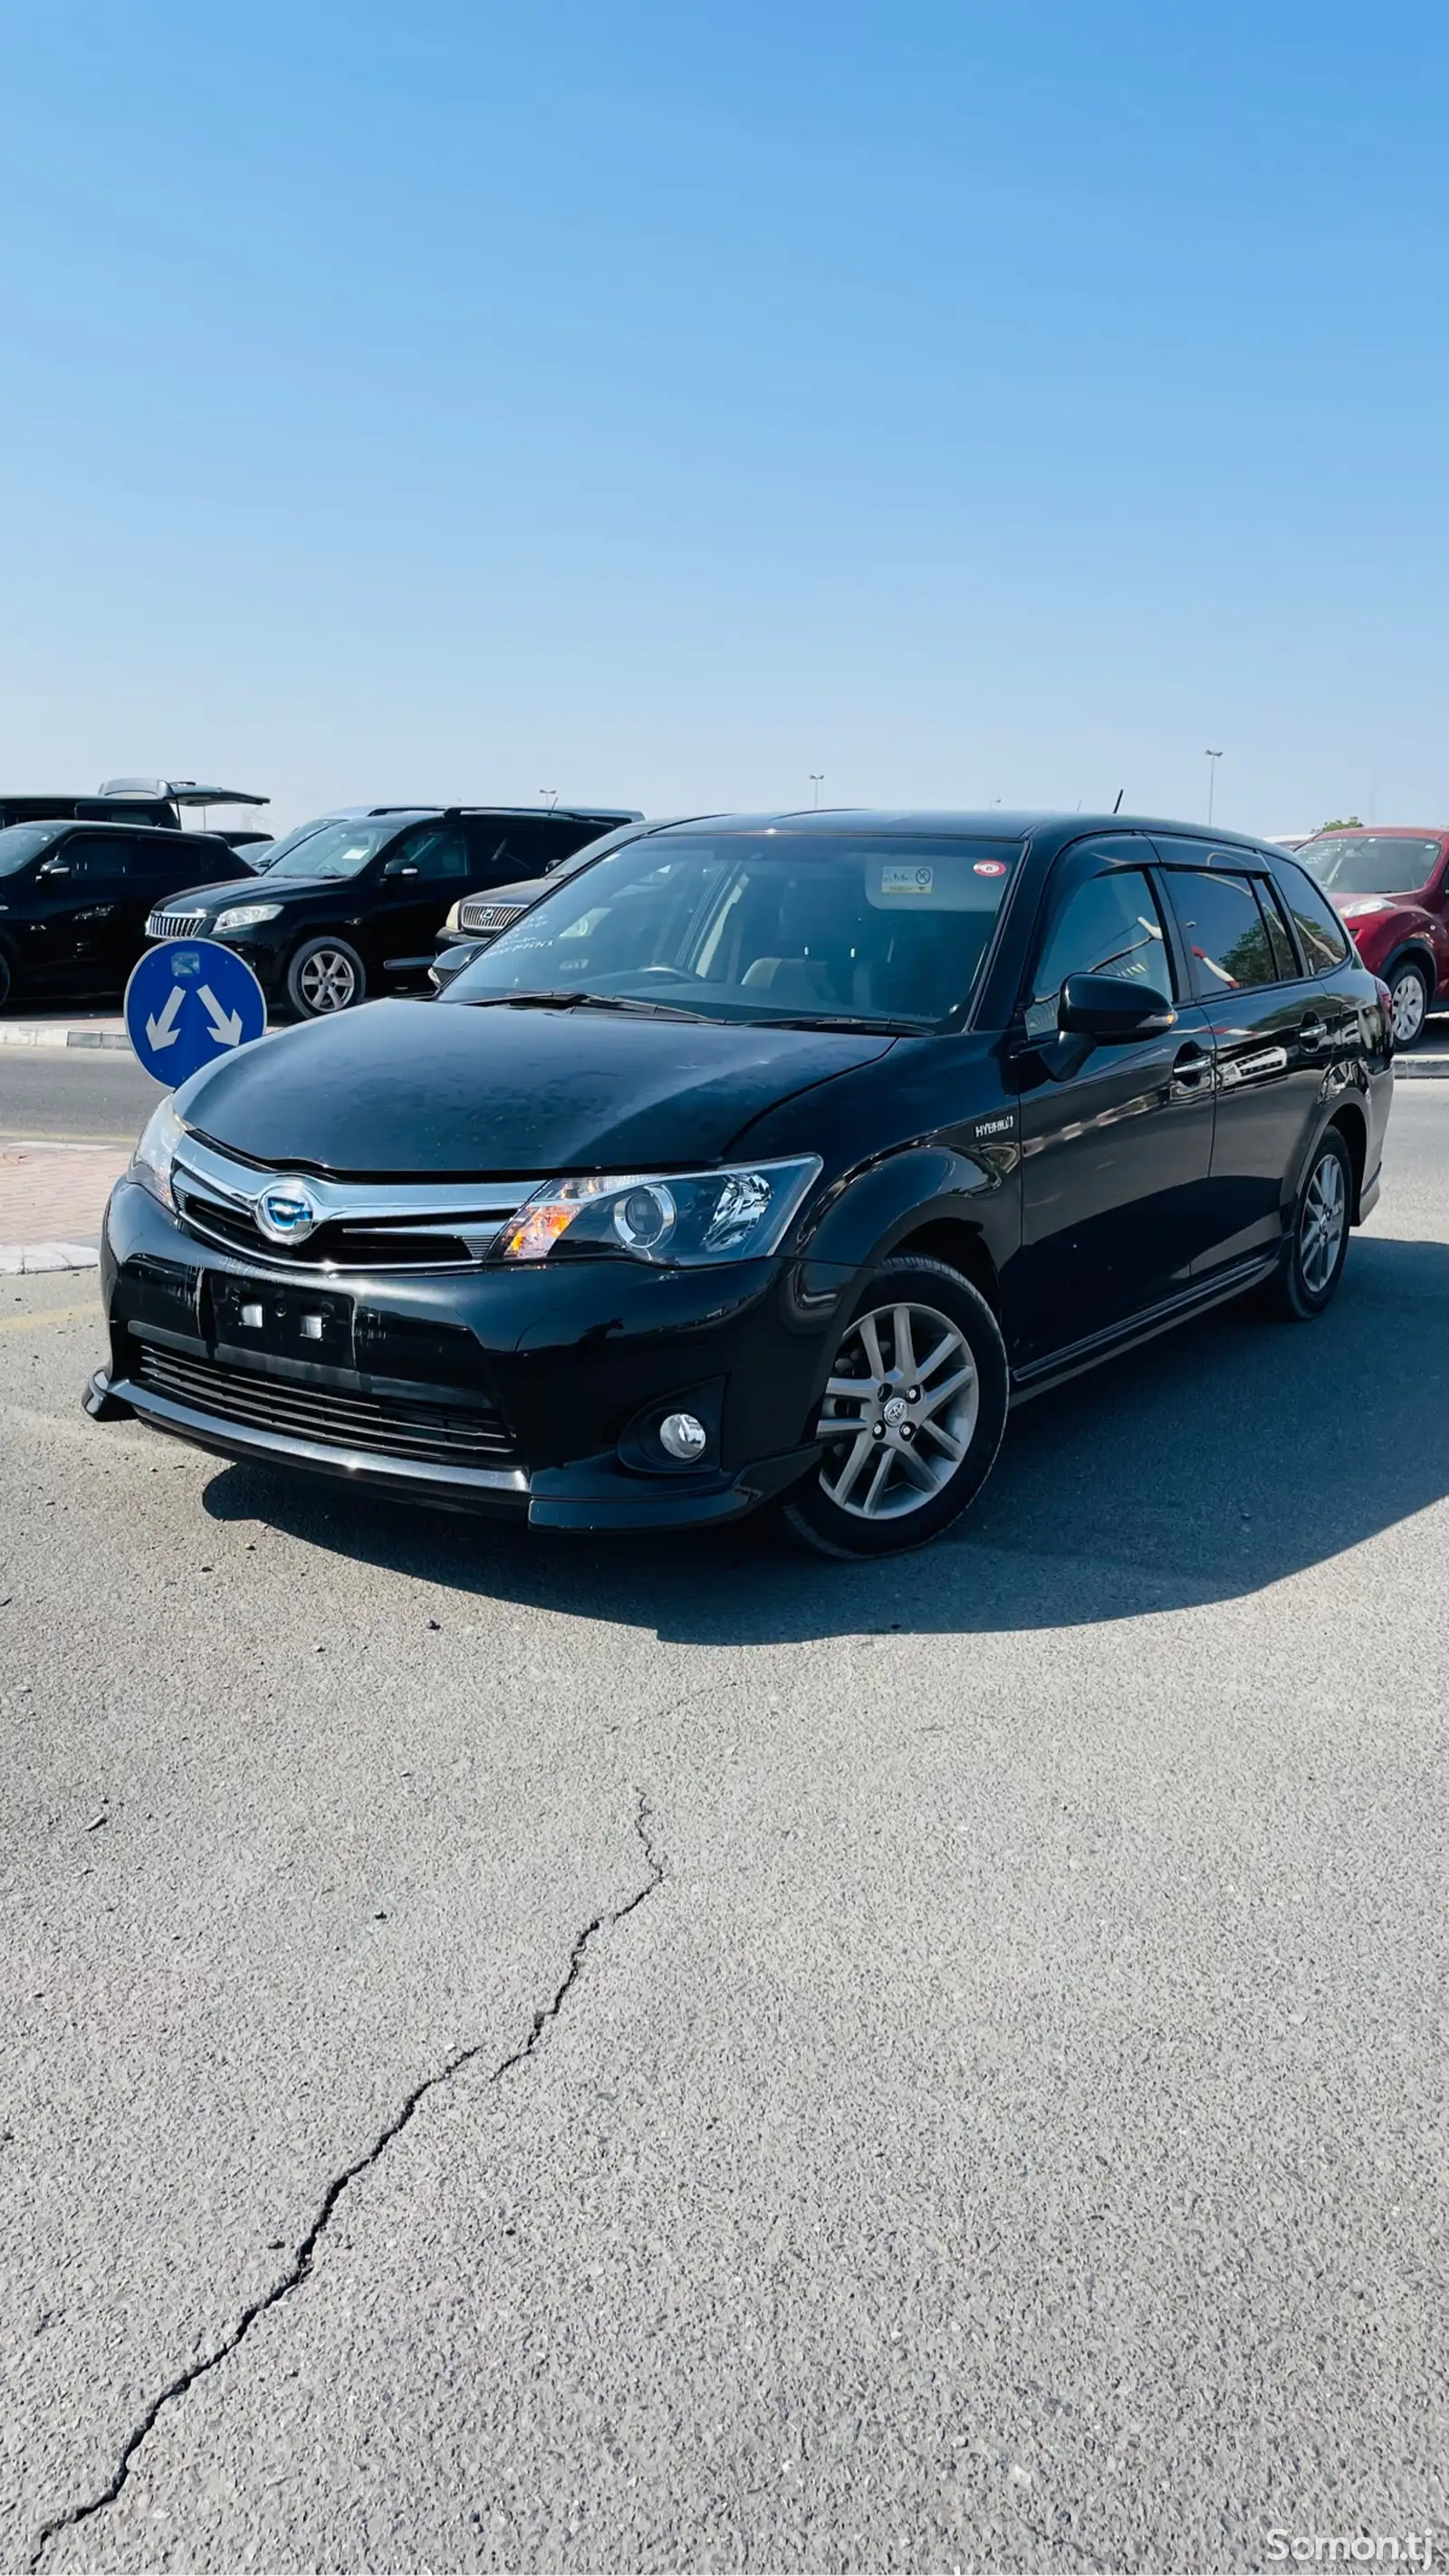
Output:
[443,898,463,932]
[130,1097,188,1211]
[500,1155,821,1267]
[214,902,283,933]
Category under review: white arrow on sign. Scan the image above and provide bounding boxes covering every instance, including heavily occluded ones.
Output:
[144,984,185,1052]
[198,984,245,1049]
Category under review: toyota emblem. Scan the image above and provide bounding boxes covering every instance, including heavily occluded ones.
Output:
[254,1181,320,1245]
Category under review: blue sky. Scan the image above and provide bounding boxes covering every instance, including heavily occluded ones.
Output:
[1,0,1445,836]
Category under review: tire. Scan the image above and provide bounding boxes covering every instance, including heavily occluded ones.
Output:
[285,936,366,1019]
[1385,955,1430,1048]
[782,1255,1010,1558]
[1261,1126,1353,1321]
[0,949,11,1012]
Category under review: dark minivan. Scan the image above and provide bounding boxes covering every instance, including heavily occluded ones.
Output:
[147,804,643,1019]
[0,819,251,1010]
[91,810,1393,1556]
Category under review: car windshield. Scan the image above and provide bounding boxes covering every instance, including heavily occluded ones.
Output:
[264,819,398,881]
[444,831,1022,1028]
[0,824,62,876]
[1301,834,1442,895]
[247,819,327,872]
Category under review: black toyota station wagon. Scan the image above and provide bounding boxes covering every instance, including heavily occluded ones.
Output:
[147,803,643,1020]
[0,819,252,1010]
[89,810,1393,1559]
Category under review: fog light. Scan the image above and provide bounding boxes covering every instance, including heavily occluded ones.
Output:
[658,1410,708,1462]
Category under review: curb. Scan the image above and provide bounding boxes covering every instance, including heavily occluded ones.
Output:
[0,1241,101,1274]
[0,1025,130,1049]
[1394,1057,1449,1078]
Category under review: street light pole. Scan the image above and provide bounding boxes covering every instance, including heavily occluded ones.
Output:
[1204,750,1222,826]
[809,774,824,809]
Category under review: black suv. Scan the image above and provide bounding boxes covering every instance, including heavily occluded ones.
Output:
[0,820,250,1010]
[91,809,1394,1556]
[148,804,643,1018]
[430,815,722,990]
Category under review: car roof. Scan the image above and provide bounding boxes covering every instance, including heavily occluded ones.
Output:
[308,804,644,825]
[652,808,1282,853]
[1300,823,1447,837]
[37,819,232,841]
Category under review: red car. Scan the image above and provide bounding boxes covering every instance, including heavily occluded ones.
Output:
[1299,827,1449,1045]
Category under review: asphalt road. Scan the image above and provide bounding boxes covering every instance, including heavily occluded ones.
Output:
[3,1087,1446,2573]
[0,1051,164,1145]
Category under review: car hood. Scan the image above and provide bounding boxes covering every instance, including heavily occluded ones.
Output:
[182,997,897,1177]
[1334,894,1427,917]
[168,875,335,909]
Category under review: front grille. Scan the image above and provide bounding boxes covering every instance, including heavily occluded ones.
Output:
[134,1344,519,1468]
[172,1180,489,1270]
[458,896,528,934]
[167,1138,529,1273]
[147,907,209,939]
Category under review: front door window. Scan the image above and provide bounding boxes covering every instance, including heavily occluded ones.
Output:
[1023,867,1173,1040]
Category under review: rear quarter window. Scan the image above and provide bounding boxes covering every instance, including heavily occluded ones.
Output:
[1280,863,1351,971]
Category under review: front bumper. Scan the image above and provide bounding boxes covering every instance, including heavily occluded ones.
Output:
[90,1178,845,1531]
[204,927,291,998]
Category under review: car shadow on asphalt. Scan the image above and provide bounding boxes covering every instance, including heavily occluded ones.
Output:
[200,1232,1449,1643]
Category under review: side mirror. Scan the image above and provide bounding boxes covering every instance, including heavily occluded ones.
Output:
[381,857,419,879]
[37,857,72,878]
[1059,972,1176,1042]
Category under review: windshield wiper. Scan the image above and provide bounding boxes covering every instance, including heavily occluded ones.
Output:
[464,988,711,1021]
[763,1012,929,1036]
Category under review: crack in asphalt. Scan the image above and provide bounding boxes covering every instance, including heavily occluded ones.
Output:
[26,1787,665,2572]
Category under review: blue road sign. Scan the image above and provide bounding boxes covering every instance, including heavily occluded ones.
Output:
[125,938,267,1086]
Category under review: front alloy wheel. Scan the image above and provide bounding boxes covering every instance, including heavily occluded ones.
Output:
[287,937,365,1018]
[783,1255,1009,1558]
[1387,958,1430,1047]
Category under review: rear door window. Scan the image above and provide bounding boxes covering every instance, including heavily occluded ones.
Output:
[1256,877,1300,980]
[133,833,200,883]
[1166,871,1283,999]
[462,818,574,883]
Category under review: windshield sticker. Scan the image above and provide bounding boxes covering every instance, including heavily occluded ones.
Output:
[974,859,1008,877]
[880,865,934,895]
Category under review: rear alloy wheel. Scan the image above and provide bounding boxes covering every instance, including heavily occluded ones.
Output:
[286,937,366,1018]
[1386,956,1430,1047]
[782,1255,1009,1558]
[1262,1126,1353,1321]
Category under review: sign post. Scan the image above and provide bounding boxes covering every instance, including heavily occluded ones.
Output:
[124,938,267,1087]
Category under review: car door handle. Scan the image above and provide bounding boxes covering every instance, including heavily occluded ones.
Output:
[1299,1014,1327,1047]
[1171,1040,1214,1091]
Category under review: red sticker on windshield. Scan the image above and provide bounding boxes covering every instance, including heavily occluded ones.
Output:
[974,859,1008,877]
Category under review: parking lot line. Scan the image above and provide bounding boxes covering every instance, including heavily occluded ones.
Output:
[0,1299,99,1333]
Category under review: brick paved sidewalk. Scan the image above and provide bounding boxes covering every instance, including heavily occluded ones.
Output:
[0,1143,130,1269]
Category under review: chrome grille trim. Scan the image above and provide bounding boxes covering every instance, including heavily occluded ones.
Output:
[458,896,528,933]
[147,908,208,938]
[169,1135,533,1270]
